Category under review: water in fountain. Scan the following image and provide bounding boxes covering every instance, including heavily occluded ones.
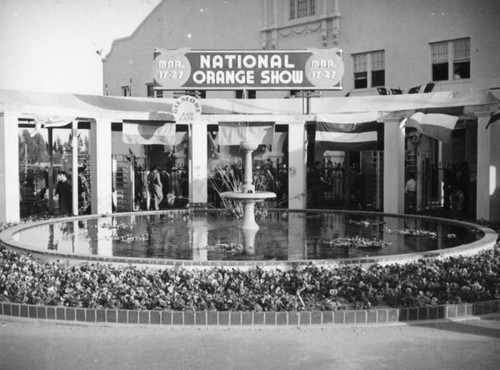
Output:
[8,210,484,262]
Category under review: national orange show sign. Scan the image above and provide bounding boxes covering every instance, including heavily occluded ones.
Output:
[153,48,344,90]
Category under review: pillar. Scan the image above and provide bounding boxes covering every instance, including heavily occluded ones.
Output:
[288,121,307,209]
[189,121,207,205]
[0,111,20,223]
[383,117,405,214]
[476,113,497,221]
[489,120,500,221]
[240,141,258,193]
[90,117,113,215]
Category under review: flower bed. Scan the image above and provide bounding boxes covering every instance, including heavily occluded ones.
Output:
[1,215,499,312]
[1,243,499,312]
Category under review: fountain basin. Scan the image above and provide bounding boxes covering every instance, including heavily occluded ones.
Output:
[220,191,276,202]
[0,209,496,268]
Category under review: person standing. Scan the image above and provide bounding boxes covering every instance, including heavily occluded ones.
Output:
[147,166,163,210]
[55,171,72,215]
[330,164,344,202]
[170,168,182,197]
[310,161,326,208]
[405,172,417,213]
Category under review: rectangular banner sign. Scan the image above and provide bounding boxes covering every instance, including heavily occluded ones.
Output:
[153,48,344,90]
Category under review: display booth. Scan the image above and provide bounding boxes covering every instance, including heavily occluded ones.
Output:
[1,88,499,223]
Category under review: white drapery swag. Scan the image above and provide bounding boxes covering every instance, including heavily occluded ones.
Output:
[218,122,274,146]
[122,122,176,146]
[404,112,459,142]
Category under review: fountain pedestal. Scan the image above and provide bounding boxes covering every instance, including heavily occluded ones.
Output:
[220,141,276,231]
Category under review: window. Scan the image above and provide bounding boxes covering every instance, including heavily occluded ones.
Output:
[121,85,130,97]
[353,51,385,89]
[147,84,164,98]
[431,38,470,81]
[236,90,256,99]
[173,90,205,99]
[371,51,385,87]
[290,0,315,20]
[146,83,154,98]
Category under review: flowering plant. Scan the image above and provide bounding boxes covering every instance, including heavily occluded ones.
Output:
[1,216,499,311]
[1,244,499,311]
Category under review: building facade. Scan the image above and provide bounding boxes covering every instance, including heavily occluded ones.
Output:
[100,0,500,220]
[104,0,500,97]
[1,0,499,224]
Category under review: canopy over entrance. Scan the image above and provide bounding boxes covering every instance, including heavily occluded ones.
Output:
[1,88,498,124]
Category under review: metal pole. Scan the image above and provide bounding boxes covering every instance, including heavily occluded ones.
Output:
[48,128,54,213]
[71,121,78,215]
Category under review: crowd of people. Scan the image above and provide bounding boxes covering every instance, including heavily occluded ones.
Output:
[207,158,289,208]
[134,165,189,210]
[307,160,364,209]
[19,166,91,217]
[18,159,474,217]
[443,162,472,213]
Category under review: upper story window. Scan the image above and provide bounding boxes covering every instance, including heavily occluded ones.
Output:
[290,0,315,20]
[146,83,154,98]
[431,38,470,81]
[121,85,131,97]
[146,84,163,98]
[353,50,385,89]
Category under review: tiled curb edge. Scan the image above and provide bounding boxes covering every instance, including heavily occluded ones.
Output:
[1,299,499,326]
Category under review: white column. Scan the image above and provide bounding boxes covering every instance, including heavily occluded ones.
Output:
[383,117,405,214]
[189,121,207,205]
[90,117,113,215]
[476,114,492,221]
[288,121,307,209]
[0,111,20,223]
[489,120,500,221]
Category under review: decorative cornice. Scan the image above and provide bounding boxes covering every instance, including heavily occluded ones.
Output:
[261,13,340,49]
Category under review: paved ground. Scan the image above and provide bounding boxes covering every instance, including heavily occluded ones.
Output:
[1,314,500,370]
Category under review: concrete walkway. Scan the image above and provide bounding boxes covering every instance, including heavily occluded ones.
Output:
[1,314,500,370]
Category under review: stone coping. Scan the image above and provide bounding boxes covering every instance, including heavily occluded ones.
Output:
[0,209,497,269]
[1,300,499,326]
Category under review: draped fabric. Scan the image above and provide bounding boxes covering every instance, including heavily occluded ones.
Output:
[315,113,383,151]
[122,122,176,145]
[404,112,459,142]
[486,109,500,129]
[35,115,76,128]
[218,122,274,146]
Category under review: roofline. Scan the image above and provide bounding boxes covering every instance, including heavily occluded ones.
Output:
[103,0,164,62]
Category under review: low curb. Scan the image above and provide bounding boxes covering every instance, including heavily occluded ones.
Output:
[1,299,499,326]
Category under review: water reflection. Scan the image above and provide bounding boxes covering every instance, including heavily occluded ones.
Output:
[13,211,481,261]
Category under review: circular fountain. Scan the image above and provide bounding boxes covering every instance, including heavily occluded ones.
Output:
[0,144,497,267]
[217,141,276,252]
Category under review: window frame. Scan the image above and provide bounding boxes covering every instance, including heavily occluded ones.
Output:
[352,50,385,89]
[146,83,163,98]
[146,83,154,98]
[431,38,470,82]
[289,0,316,20]
[121,85,131,97]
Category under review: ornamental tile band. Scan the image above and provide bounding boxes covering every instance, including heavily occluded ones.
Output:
[2,300,499,325]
